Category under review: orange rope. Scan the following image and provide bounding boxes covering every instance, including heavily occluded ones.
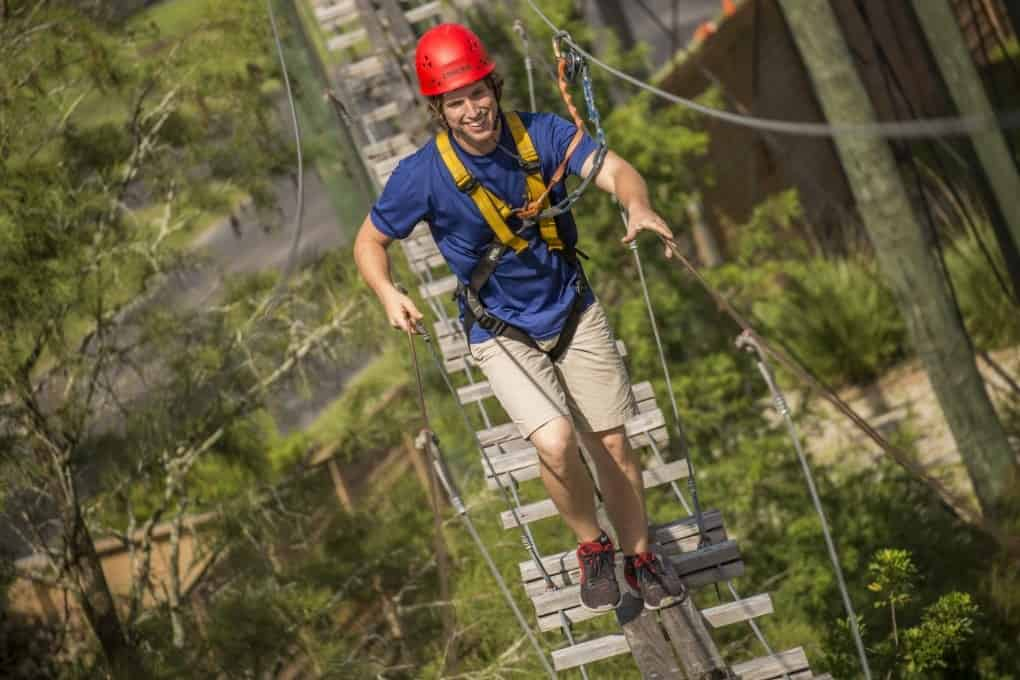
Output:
[514,54,586,220]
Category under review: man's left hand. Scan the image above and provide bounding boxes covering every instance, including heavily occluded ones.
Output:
[621,205,675,259]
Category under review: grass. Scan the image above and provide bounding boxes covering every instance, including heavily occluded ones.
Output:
[127,0,220,37]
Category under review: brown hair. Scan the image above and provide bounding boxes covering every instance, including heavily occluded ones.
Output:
[427,72,504,130]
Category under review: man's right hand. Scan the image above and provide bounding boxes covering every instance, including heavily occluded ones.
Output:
[382,287,424,333]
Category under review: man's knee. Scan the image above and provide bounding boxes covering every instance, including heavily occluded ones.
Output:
[530,417,577,472]
[594,426,638,467]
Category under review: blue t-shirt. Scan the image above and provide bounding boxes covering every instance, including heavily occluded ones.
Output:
[371,111,599,343]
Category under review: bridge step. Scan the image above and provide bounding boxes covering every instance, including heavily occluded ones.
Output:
[732,647,811,680]
[550,594,774,670]
[326,27,366,51]
[405,0,443,24]
[530,540,742,617]
[343,55,386,83]
[519,510,727,585]
[483,405,666,489]
[363,133,412,160]
[315,0,357,25]
[500,459,689,529]
[362,100,401,124]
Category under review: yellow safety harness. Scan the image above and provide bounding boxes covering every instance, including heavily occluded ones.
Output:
[435,111,563,253]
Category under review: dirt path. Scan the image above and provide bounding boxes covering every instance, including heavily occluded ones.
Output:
[798,346,1020,512]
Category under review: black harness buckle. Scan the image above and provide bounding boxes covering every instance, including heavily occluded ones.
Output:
[476,311,508,336]
[520,159,542,174]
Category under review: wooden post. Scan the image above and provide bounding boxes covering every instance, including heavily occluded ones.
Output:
[327,460,355,512]
[686,197,723,268]
[659,596,729,677]
[912,0,1020,300]
[616,593,684,679]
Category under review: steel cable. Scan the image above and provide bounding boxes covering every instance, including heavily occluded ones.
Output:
[519,0,1020,139]
[266,0,306,303]
[737,332,872,680]
[405,328,557,679]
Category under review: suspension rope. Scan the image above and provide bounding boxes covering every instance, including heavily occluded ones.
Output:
[404,327,557,679]
[623,186,794,680]
[265,0,305,302]
[737,332,873,680]
[519,0,1020,139]
[513,20,538,112]
[625,222,707,543]
[411,319,597,680]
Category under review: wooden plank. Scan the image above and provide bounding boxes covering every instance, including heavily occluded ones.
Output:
[476,422,520,447]
[363,133,412,159]
[500,460,691,529]
[409,254,446,275]
[457,382,491,407]
[315,0,356,22]
[362,101,401,124]
[519,510,726,583]
[702,593,774,628]
[344,55,385,80]
[405,0,443,24]
[618,593,685,678]
[456,381,491,404]
[660,595,728,678]
[732,647,810,680]
[530,541,740,617]
[402,238,440,261]
[326,27,366,51]
[551,634,630,671]
[632,380,654,405]
[522,527,730,599]
[419,274,458,301]
[535,562,744,632]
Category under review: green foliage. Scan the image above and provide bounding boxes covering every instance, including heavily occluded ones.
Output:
[735,189,808,265]
[751,256,908,386]
[859,548,981,678]
[868,548,918,614]
[944,224,1020,351]
[902,592,978,675]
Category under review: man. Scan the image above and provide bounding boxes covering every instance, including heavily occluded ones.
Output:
[353,23,682,612]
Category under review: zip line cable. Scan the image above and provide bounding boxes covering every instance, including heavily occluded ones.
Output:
[519,0,1020,139]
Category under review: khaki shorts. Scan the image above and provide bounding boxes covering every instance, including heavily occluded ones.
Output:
[469,301,637,439]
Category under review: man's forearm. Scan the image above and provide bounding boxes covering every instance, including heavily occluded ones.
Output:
[353,232,397,301]
[611,159,652,213]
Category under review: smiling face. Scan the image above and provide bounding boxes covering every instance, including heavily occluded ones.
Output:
[440,79,500,155]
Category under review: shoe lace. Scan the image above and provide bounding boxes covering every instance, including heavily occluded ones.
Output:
[633,552,659,576]
[579,543,612,577]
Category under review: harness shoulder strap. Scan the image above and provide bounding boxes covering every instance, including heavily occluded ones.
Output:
[435,132,528,253]
[505,112,563,251]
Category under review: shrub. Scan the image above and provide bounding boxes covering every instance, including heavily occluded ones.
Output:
[943,226,1020,351]
[751,257,907,387]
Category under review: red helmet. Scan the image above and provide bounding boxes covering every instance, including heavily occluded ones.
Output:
[415,23,495,97]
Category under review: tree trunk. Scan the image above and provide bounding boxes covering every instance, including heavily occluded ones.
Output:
[593,0,637,51]
[912,0,1020,300]
[778,0,1019,526]
[63,501,146,677]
